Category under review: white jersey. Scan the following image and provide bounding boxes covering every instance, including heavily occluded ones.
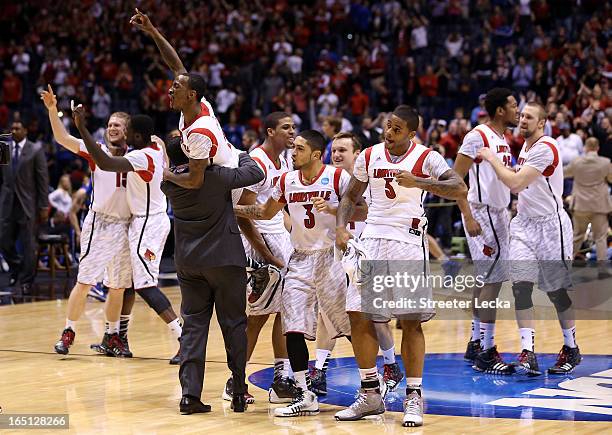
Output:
[348,185,371,238]
[458,124,512,209]
[273,165,350,251]
[179,97,239,168]
[354,142,450,245]
[247,146,291,234]
[124,143,167,216]
[77,141,130,219]
[515,136,564,217]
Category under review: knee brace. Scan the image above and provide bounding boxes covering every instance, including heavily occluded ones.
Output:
[547,288,572,313]
[286,332,309,372]
[136,286,171,315]
[512,281,534,310]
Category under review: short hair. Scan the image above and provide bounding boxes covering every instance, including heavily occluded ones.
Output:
[324,116,342,134]
[264,112,291,133]
[130,114,154,142]
[525,101,547,121]
[298,130,327,154]
[186,73,206,101]
[333,132,362,152]
[585,137,600,150]
[484,88,514,118]
[110,112,130,126]
[392,105,420,131]
[166,136,188,166]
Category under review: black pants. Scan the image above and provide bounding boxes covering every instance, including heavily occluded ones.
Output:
[0,202,37,285]
[178,265,247,399]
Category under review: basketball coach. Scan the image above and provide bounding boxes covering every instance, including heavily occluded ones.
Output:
[161,137,263,415]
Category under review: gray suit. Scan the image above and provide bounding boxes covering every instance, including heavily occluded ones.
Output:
[161,152,264,399]
[0,139,49,285]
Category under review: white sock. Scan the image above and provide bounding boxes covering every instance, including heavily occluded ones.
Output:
[519,328,535,352]
[471,318,480,341]
[167,318,182,339]
[480,322,495,350]
[381,346,396,365]
[562,327,576,348]
[108,321,120,334]
[406,377,422,389]
[65,319,76,331]
[104,321,110,334]
[294,370,308,391]
[315,349,330,370]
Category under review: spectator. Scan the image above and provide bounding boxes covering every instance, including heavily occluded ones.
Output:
[242,130,259,152]
[317,86,339,117]
[216,86,237,125]
[321,116,341,164]
[445,32,464,59]
[48,174,73,235]
[557,122,584,165]
[223,112,246,150]
[2,70,22,109]
[348,83,369,123]
[91,86,111,129]
[353,115,381,149]
[512,56,534,93]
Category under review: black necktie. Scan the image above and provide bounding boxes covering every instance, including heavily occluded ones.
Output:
[12,142,19,170]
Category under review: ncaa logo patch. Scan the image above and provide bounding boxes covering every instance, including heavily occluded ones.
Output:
[321,177,330,185]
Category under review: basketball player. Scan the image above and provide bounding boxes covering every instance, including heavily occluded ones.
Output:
[477,102,581,375]
[235,130,367,417]
[310,132,403,396]
[222,112,296,404]
[130,9,239,191]
[454,88,518,374]
[335,105,467,427]
[72,106,183,362]
[42,86,131,357]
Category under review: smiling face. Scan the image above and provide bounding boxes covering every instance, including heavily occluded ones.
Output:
[384,114,415,153]
[168,74,195,111]
[291,136,319,170]
[331,137,359,172]
[269,116,296,149]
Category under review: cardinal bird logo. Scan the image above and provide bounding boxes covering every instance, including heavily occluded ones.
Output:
[483,245,495,257]
[144,249,156,261]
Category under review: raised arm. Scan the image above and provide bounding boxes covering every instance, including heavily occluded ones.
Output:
[163,159,207,189]
[40,85,82,153]
[72,105,134,173]
[234,197,285,221]
[130,9,187,76]
[209,153,264,189]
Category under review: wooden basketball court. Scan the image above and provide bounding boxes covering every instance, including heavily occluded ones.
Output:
[0,283,610,434]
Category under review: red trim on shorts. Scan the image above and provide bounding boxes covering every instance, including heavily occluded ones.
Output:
[539,140,559,177]
[78,151,96,171]
[182,102,211,130]
[384,141,416,164]
[364,146,373,173]
[187,128,219,158]
[252,157,267,179]
[411,148,431,178]
[136,153,155,182]
[278,172,288,203]
[333,167,342,197]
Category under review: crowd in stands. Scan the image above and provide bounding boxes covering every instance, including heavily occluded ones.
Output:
[0,0,610,253]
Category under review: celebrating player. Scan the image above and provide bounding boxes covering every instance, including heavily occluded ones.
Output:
[335,105,467,427]
[477,102,581,375]
[454,88,518,374]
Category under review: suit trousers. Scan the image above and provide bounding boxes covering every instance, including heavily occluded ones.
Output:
[178,265,247,399]
[572,211,609,268]
[0,200,37,284]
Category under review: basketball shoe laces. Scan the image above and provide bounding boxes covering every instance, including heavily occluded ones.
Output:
[554,346,569,366]
[350,390,370,410]
[404,391,421,416]
[383,364,394,381]
[289,389,306,410]
[517,349,529,364]
[109,334,126,352]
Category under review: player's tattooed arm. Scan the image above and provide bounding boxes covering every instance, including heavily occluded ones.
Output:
[395,169,468,200]
[72,105,134,173]
[130,9,187,76]
[234,197,285,221]
[336,177,368,251]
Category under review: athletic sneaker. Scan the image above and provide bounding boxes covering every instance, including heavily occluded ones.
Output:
[119,334,133,358]
[335,389,385,421]
[548,345,582,374]
[88,284,107,302]
[473,346,515,375]
[106,333,131,357]
[514,349,542,376]
[269,376,298,404]
[441,259,462,279]
[383,363,404,391]
[54,328,75,355]
[464,339,482,362]
[309,367,327,396]
[402,390,424,427]
[273,388,319,417]
[90,333,112,355]
[221,377,255,404]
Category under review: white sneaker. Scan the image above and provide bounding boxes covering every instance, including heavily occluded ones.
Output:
[273,389,319,417]
[335,389,385,421]
[402,390,424,427]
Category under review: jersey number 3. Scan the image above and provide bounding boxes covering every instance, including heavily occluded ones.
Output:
[303,204,316,229]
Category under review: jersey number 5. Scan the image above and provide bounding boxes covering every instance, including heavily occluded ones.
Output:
[116,172,128,188]
[303,204,316,229]
[384,178,396,199]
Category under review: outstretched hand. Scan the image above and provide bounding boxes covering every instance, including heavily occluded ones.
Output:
[40,84,57,110]
[72,103,86,130]
[130,8,155,34]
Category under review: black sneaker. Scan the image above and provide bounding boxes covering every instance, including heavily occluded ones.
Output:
[119,334,133,358]
[269,376,299,403]
[464,339,482,362]
[548,345,582,374]
[309,367,327,396]
[383,362,404,391]
[222,377,255,404]
[473,346,515,375]
[107,333,131,357]
[54,328,75,355]
[90,333,112,356]
[514,349,542,376]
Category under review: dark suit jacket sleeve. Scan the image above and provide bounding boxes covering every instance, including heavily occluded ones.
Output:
[210,152,264,190]
[34,146,49,210]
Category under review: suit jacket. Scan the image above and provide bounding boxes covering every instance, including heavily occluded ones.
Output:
[161,152,264,271]
[0,139,49,221]
[564,151,612,214]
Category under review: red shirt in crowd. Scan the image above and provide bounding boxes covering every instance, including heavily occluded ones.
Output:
[418,73,438,97]
[2,75,22,104]
[349,92,369,116]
